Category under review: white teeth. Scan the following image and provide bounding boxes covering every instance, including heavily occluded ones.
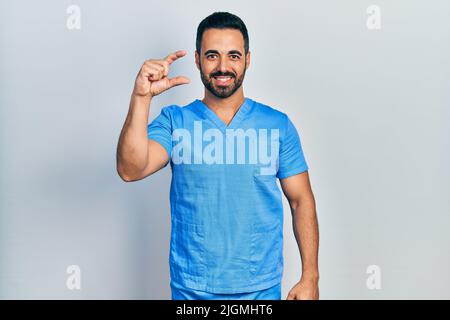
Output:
[215,77,231,81]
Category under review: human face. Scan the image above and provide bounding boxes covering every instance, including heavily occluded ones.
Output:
[196,28,250,98]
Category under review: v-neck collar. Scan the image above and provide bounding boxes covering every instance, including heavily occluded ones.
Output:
[195,97,253,131]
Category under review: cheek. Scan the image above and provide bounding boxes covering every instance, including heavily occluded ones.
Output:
[233,61,246,71]
[203,68,216,78]
[233,65,245,76]
[201,60,217,73]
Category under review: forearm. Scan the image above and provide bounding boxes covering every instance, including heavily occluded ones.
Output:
[291,198,319,280]
[116,93,152,180]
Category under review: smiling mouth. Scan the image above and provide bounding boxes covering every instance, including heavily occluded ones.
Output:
[213,76,233,85]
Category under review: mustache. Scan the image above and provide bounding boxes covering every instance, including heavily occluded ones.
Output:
[210,72,235,78]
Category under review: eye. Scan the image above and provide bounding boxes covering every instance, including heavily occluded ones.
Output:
[206,54,218,59]
[230,54,240,60]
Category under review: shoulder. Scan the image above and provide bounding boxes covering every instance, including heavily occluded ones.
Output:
[160,100,197,114]
[249,98,290,126]
[158,100,196,119]
[155,100,198,129]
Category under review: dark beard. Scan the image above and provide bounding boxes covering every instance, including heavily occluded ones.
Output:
[199,60,247,98]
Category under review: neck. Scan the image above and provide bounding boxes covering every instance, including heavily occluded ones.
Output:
[201,87,245,113]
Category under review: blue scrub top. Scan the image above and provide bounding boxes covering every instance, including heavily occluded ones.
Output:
[147,97,309,294]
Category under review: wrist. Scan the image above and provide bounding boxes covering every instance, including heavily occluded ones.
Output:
[301,271,319,282]
[132,91,152,100]
[130,92,152,110]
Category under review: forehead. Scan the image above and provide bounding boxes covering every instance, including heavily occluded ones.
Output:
[201,28,244,53]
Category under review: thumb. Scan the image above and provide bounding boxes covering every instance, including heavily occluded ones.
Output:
[168,76,190,88]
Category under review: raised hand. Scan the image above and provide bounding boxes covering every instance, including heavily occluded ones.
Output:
[133,50,190,97]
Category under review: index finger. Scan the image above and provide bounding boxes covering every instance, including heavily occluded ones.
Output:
[164,50,187,64]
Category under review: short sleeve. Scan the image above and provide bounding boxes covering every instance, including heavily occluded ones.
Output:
[276,115,309,179]
[147,106,173,158]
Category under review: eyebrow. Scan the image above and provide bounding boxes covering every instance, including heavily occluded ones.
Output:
[204,50,243,56]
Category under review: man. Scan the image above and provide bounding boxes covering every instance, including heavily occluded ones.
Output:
[116,12,319,300]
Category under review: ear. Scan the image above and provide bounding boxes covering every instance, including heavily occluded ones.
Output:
[245,51,251,70]
[195,51,200,70]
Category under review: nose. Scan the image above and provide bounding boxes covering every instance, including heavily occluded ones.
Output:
[218,56,228,73]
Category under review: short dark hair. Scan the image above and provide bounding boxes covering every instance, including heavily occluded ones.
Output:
[196,12,249,55]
